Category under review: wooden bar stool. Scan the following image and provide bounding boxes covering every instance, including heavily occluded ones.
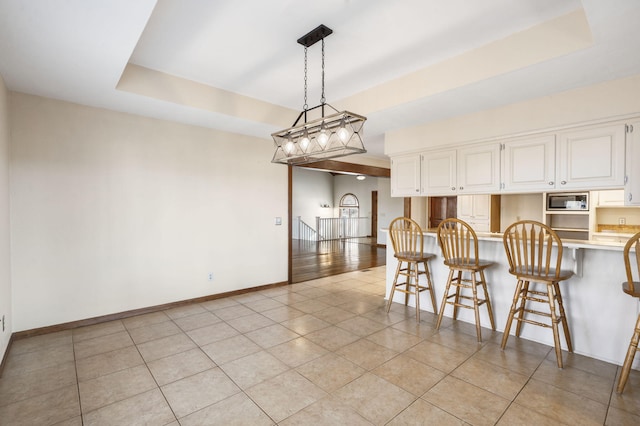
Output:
[386,217,438,323]
[435,218,495,342]
[617,231,640,393]
[501,220,573,368]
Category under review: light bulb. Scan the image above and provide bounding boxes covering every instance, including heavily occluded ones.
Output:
[337,119,350,142]
[284,138,295,155]
[317,123,329,147]
[300,130,310,152]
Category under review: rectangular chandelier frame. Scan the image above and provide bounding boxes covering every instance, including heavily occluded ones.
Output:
[271,103,366,165]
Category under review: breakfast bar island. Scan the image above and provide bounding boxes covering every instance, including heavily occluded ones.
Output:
[385,230,640,368]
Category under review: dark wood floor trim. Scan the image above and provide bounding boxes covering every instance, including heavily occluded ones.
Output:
[0,334,15,378]
[11,280,288,341]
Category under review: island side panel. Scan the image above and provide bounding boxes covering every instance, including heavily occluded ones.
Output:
[385,230,640,368]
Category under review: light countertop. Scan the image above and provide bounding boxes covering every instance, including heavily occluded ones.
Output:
[420,229,629,251]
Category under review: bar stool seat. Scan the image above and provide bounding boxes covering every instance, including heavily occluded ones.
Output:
[509,266,573,282]
[386,217,438,323]
[435,218,496,342]
[501,220,573,368]
[617,231,640,393]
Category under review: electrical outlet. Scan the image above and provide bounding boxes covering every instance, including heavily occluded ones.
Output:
[208,273,214,281]
[619,217,626,225]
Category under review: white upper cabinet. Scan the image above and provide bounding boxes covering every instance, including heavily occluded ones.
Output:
[456,143,501,193]
[625,121,640,206]
[420,149,457,196]
[420,144,500,195]
[502,135,556,192]
[389,120,630,197]
[556,124,626,190]
[390,153,421,197]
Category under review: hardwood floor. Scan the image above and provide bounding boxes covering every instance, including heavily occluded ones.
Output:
[291,237,386,283]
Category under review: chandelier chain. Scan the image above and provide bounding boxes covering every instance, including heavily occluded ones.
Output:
[321,38,326,104]
[303,46,308,110]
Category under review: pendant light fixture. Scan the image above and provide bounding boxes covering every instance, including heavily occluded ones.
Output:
[271,25,367,165]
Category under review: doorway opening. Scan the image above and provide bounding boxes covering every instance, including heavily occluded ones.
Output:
[289,162,391,283]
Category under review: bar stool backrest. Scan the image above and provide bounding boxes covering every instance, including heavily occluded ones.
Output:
[503,220,563,278]
[623,231,640,293]
[437,218,479,266]
[389,217,424,257]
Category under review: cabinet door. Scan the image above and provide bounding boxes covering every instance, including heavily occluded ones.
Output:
[457,143,501,193]
[625,121,640,206]
[457,195,474,218]
[557,124,626,189]
[594,189,624,206]
[502,135,556,192]
[472,194,491,221]
[421,149,457,196]
[390,154,421,197]
[457,194,490,231]
[457,194,490,220]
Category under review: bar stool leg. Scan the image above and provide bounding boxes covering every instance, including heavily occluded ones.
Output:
[554,282,573,352]
[471,271,482,342]
[413,262,420,323]
[502,279,524,349]
[436,269,455,330]
[386,260,403,313]
[453,270,462,320]
[424,260,437,315]
[617,313,640,393]
[479,270,495,330]
[547,282,564,368]
[404,263,411,306]
[515,281,529,337]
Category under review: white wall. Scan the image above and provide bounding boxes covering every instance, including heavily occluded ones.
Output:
[500,193,544,232]
[9,93,288,332]
[292,167,334,226]
[386,73,640,155]
[333,175,378,220]
[0,75,11,358]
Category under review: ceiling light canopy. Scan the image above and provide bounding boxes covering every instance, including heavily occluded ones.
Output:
[272,25,366,165]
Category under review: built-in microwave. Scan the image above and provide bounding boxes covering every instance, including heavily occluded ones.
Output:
[546,192,589,211]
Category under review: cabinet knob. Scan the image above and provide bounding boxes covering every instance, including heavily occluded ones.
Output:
[561,180,567,185]
[451,187,455,191]
[415,189,419,192]
[548,181,554,185]
[459,186,464,190]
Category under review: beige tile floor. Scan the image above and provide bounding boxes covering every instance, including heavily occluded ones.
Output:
[1,266,640,425]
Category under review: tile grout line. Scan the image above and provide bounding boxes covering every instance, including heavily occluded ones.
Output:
[169,301,280,423]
